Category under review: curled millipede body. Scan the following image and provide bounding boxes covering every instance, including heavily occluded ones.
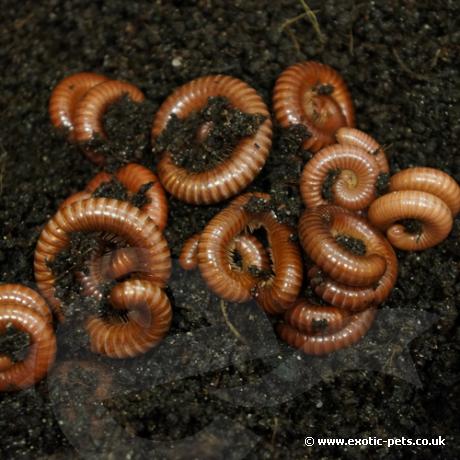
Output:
[197,193,303,314]
[85,280,172,358]
[389,167,460,215]
[49,72,109,138]
[34,198,171,321]
[300,143,381,211]
[336,127,389,174]
[299,205,397,310]
[368,167,460,250]
[273,61,355,152]
[0,284,56,391]
[368,191,453,251]
[277,299,376,355]
[179,233,271,273]
[73,80,145,164]
[61,164,168,231]
[179,234,201,270]
[152,75,273,204]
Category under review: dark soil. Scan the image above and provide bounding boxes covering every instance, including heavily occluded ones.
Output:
[1,1,459,459]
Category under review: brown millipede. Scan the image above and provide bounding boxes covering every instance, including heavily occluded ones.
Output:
[49,72,109,138]
[34,198,171,321]
[197,193,303,314]
[299,205,397,310]
[370,167,460,250]
[273,61,355,152]
[389,167,460,215]
[73,80,145,164]
[179,234,201,270]
[179,233,271,273]
[0,284,56,391]
[367,190,454,251]
[152,75,273,204]
[277,298,376,355]
[85,279,172,358]
[336,127,389,174]
[62,164,168,230]
[300,143,381,211]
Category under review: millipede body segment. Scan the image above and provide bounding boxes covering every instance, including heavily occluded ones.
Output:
[299,205,397,311]
[0,284,56,391]
[152,75,273,204]
[368,167,460,250]
[277,299,376,355]
[197,193,303,314]
[273,61,355,152]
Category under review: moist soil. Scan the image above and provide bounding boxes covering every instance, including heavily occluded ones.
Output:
[1,1,459,459]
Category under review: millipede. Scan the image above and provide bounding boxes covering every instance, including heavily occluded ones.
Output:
[0,284,56,391]
[273,61,355,152]
[152,75,273,204]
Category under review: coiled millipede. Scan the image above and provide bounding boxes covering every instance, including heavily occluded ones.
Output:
[368,167,460,250]
[273,61,355,152]
[34,198,172,358]
[300,143,382,212]
[152,75,273,204]
[61,163,168,231]
[276,299,377,355]
[49,72,109,139]
[299,205,398,311]
[49,73,145,164]
[0,284,56,391]
[192,193,303,314]
[179,233,271,274]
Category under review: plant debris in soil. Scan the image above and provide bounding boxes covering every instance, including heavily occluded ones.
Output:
[0,1,459,459]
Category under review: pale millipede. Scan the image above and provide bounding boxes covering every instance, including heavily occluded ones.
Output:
[197,193,303,314]
[73,80,145,164]
[48,72,109,138]
[299,205,397,310]
[276,298,376,355]
[179,233,271,273]
[335,127,389,174]
[300,143,381,211]
[34,198,171,321]
[273,61,355,152]
[0,284,56,391]
[85,279,172,358]
[152,75,273,204]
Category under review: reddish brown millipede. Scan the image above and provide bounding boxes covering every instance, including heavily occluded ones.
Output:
[34,198,171,321]
[49,72,109,138]
[179,232,271,274]
[300,143,381,211]
[277,298,376,355]
[197,193,303,314]
[85,279,172,358]
[152,75,273,204]
[368,167,460,250]
[0,284,56,391]
[73,80,145,164]
[299,205,397,310]
[61,164,168,231]
[336,127,389,174]
[273,61,355,152]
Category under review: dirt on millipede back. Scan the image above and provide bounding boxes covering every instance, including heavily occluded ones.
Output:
[0,1,459,459]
